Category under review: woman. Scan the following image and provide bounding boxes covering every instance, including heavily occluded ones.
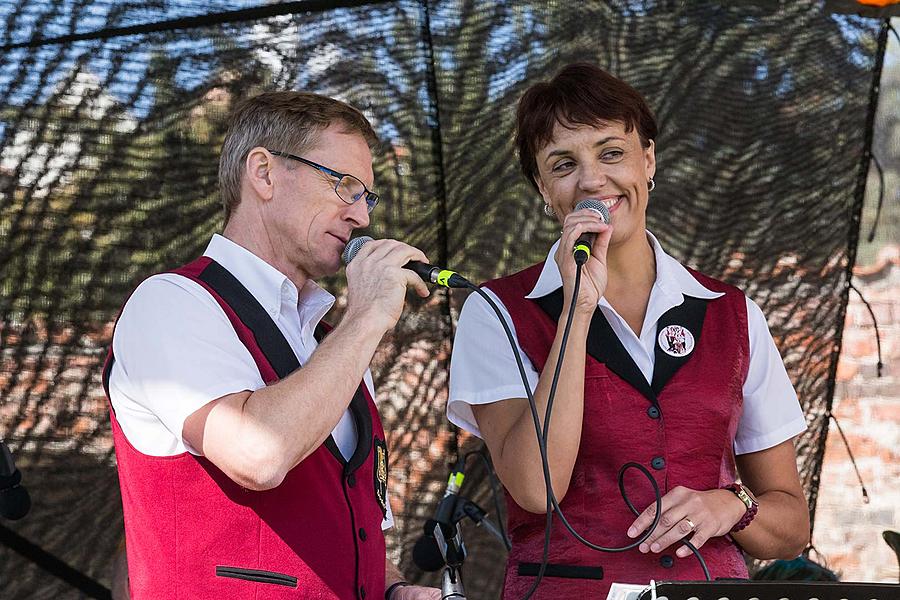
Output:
[447,63,810,596]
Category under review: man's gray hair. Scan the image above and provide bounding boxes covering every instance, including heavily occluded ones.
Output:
[218,91,378,225]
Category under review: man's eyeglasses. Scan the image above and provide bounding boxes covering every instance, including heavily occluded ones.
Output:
[268,150,379,213]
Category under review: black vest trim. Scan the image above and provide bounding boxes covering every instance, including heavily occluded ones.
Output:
[313,324,372,474]
[102,349,114,404]
[651,295,709,395]
[195,259,372,472]
[534,289,657,404]
[344,387,374,475]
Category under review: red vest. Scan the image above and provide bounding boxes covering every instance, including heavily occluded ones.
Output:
[484,262,750,598]
[105,257,388,599]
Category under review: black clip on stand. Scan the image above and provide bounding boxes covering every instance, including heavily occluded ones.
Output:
[427,497,510,600]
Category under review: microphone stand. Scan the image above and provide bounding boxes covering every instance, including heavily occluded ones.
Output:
[427,497,510,599]
[432,514,467,600]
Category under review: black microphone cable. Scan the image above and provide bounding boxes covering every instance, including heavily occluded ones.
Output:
[462,262,710,598]
[463,447,512,551]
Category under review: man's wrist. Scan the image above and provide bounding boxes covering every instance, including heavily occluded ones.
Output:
[385,580,411,600]
[342,305,392,338]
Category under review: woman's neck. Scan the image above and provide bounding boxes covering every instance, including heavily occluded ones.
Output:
[606,232,656,293]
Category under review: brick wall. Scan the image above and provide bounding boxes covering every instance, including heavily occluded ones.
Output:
[811,244,900,582]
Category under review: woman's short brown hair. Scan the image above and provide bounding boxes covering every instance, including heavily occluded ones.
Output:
[515,62,658,191]
[219,91,379,224]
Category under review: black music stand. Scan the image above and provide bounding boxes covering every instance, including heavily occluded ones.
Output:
[636,580,898,600]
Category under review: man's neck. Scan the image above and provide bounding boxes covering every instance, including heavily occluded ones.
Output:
[222,219,309,293]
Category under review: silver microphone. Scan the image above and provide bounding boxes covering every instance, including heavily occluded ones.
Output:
[342,236,471,288]
[572,198,611,265]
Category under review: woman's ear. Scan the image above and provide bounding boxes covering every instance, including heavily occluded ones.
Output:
[535,172,551,204]
[644,139,656,181]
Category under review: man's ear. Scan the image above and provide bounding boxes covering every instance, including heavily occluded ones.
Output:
[245,147,274,201]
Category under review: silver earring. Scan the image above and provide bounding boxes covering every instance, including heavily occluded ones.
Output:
[543,203,556,217]
[648,178,656,192]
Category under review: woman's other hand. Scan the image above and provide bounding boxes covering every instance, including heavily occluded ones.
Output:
[626,485,746,558]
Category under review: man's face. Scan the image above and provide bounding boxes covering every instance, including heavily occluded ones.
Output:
[265,125,374,280]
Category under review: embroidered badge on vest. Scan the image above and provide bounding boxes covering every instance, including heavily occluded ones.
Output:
[374,438,388,517]
[658,324,695,357]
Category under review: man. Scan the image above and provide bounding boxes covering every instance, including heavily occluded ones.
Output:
[106,91,439,599]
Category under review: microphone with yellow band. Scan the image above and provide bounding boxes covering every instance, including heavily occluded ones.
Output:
[342,236,472,289]
[572,198,611,266]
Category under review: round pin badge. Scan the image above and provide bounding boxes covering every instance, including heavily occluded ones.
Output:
[658,325,695,357]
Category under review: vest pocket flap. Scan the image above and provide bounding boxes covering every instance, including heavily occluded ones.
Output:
[584,360,611,380]
[216,566,298,587]
[517,562,603,579]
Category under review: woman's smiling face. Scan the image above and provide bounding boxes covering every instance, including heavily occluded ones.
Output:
[534,120,656,247]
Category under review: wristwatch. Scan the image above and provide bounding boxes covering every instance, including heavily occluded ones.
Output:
[724,482,758,532]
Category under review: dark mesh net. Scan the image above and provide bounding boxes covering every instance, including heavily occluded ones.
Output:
[0,1,887,597]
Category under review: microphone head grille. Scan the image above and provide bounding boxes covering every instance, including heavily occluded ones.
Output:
[575,198,610,224]
[411,529,446,572]
[342,236,373,265]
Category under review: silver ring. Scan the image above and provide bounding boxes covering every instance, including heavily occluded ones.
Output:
[684,517,696,531]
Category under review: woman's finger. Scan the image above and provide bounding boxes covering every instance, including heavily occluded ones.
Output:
[676,525,711,558]
[645,514,696,553]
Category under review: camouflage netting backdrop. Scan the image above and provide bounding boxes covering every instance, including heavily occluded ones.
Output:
[0,1,888,597]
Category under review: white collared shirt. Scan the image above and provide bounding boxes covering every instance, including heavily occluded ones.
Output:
[448,232,806,455]
[108,234,393,526]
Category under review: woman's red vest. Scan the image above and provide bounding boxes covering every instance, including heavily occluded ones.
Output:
[484,262,750,598]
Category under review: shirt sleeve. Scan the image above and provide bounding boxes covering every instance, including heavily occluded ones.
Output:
[734,296,807,455]
[111,274,265,454]
[447,288,540,438]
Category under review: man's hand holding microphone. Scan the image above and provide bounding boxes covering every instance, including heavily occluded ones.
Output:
[342,236,470,334]
[342,238,432,335]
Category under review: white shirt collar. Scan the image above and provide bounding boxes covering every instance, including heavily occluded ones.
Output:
[203,234,335,325]
[525,231,724,304]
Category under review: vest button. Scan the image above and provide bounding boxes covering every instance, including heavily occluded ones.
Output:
[347,473,356,487]
[359,527,367,541]
[360,585,366,598]
[660,554,674,568]
[651,456,666,470]
[647,406,661,419]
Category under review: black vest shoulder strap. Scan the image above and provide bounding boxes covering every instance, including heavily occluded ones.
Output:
[196,260,300,378]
